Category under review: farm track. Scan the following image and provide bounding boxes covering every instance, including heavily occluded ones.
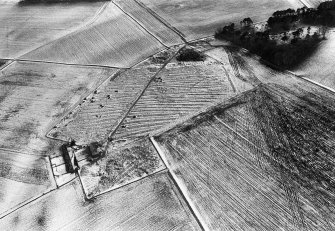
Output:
[13,58,120,69]
[112,1,168,47]
[113,0,183,46]
[150,137,208,231]
[132,0,187,42]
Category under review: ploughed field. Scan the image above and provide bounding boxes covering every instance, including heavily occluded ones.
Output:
[0,0,104,59]
[22,3,165,68]
[153,83,335,230]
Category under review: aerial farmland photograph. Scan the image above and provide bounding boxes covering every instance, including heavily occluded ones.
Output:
[1,0,335,230]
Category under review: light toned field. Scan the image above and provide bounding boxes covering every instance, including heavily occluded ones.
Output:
[292,30,335,91]
[0,172,201,231]
[48,66,161,144]
[0,149,55,216]
[22,3,165,68]
[78,137,165,198]
[154,83,335,230]
[112,60,236,140]
[300,0,325,7]
[0,0,104,59]
[114,0,183,46]
[0,61,117,154]
[137,0,303,40]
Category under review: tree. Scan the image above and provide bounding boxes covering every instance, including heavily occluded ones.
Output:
[292,28,303,39]
[319,26,328,39]
[282,32,289,42]
[242,18,253,27]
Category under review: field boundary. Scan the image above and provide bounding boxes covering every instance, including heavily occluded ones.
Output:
[0,176,79,220]
[77,166,168,200]
[150,137,208,231]
[112,1,169,48]
[12,58,120,69]
[14,2,112,61]
[132,0,187,42]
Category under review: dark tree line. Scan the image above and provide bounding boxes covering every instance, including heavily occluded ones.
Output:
[214,1,335,68]
[176,49,205,62]
[268,1,335,30]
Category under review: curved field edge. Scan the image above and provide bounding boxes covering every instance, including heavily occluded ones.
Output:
[21,2,166,68]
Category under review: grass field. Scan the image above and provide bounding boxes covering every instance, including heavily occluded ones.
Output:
[0,173,201,231]
[154,84,335,230]
[114,0,183,46]
[48,66,161,144]
[0,61,117,154]
[0,0,104,59]
[112,61,236,140]
[22,3,164,68]
[137,0,303,40]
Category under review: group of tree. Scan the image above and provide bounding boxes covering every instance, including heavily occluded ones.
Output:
[214,1,335,68]
[267,0,335,31]
[176,48,205,62]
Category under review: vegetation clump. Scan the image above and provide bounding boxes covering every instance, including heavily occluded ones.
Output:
[176,48,205,62]
[215,1,335,68]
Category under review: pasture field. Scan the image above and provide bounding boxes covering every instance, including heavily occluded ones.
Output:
[0,0,104,59]
[137,0,303,40]
[0,61,117,154]
[114,0,183,46]
[112,60,236,140]
[0,173,201,231]
[292,31,335,91]
[0,149,55,216]
[153,84,335,230]
[48,66,161,144]
[78,137,165,198]
[22,3,164,68]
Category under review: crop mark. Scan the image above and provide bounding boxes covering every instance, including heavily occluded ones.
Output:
[107,46,184,140]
